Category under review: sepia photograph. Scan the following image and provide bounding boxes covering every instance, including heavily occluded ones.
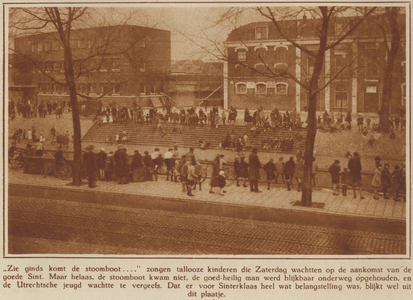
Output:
[5,3,409,259]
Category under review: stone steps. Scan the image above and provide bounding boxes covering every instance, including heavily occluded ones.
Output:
[82,122,307,153]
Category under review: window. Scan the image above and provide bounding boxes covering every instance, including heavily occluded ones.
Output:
[255,26,267,40]
[365,61,379,79]
[31,43,37,52]
[276,83,288,94]
[237,51,246,61]
[256,83,267,95]
[235,64,247,77]
[335,84,348,108]
[236,82,247,94]
[274,63,287,74]
[365,42,377,49]
[275,47,287,61]
[308,44,318,51]
[254,63,266,75]
[401,83,406,106]
[335,54,347,76]
[335,22,347,36]
[52,41,59,51]
[44,42,51,51]
[256,48,266,62]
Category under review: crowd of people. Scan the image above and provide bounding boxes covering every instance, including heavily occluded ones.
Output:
[9,98,69,120]
[328,153,406,202]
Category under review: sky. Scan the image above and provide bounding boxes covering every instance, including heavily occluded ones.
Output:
[97,5,268,61]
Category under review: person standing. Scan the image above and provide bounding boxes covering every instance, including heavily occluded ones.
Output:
[185,147,196,165]
[104,151,114,181]
[236,156,249,187]
[96,148,107,180]
[275,157,285,184]
[347,152,364,199]
[283,157,296,191]
[83,145,97,188]
[209,154,222,194]
[164,148,174,181]
[381,164,392,199]
[329,160,341,196]
[357,115,364,132]
[114,145,129,184]
[295,157,304,192]
[131,150,144,182]
[248,148,262,193]
[391,165,403,201]
[186,161,197,196]
[264,158,276,190]
[371,164,382,200]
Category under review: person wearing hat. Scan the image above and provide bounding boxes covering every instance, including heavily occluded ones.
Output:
[143,150,155,181]
[151,148,162,181]
[248,148,262,193]
[329,159,341,196]
[104,151,115,181]
[164,148,174,181]
[114,144,129,184]
[83,144,97,188]
[131,150,144,182]
[96,148,107,180]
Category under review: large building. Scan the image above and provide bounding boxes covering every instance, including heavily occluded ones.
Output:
[223,13,406,115]
[10,25,171,106]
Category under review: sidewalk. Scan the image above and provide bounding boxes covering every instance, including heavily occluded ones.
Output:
[7,170,407,235]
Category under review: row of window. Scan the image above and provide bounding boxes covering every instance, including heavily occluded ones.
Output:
[236,46,288,62]
[235,82,288,95]
[234,82,406,108]
[31,37,146,53]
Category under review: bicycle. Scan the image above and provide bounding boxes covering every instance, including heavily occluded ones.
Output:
[41,161,72,180]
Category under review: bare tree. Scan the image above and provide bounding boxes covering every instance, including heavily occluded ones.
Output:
[210,6,376,206]
[9,7,165,185]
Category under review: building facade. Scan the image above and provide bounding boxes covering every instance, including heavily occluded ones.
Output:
[10,25,171,104]
[224,14,406,115]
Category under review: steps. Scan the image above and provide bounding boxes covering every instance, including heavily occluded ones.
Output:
[82,121,307,153]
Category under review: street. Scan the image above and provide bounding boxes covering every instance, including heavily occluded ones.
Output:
[8,195,406,255]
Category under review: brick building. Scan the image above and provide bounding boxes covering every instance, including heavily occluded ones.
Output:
[223,13,406,115]
[10,25,171,105]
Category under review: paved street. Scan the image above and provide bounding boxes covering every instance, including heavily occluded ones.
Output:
[9,195,406,255]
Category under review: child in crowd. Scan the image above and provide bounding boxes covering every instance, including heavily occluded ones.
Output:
[371,164,382,200]
[264,158,276,190]
[329,160,341,196]
[340,167,349,196]
[275,157,285,184]
[217,170,226,196]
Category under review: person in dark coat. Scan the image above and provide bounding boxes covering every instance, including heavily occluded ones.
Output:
[347,152,364,199]
[143,150,155,181]
[114,144,129,184]
[83,144,97,188]
[96,148,107,180]
[329,160,341,195]
[263,158,276,190]
[235,156,249,187]
[283,157,295,191]
[391,165,403,201]
[381,163,392,199]
[209,154,222,194]
[131,150,145,182]
[248,148,261,193]
[104,151,114,181]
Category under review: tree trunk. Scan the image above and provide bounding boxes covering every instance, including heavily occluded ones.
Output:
[63,38,82,185]
[301,9,329,207]
[379,8,401,133]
